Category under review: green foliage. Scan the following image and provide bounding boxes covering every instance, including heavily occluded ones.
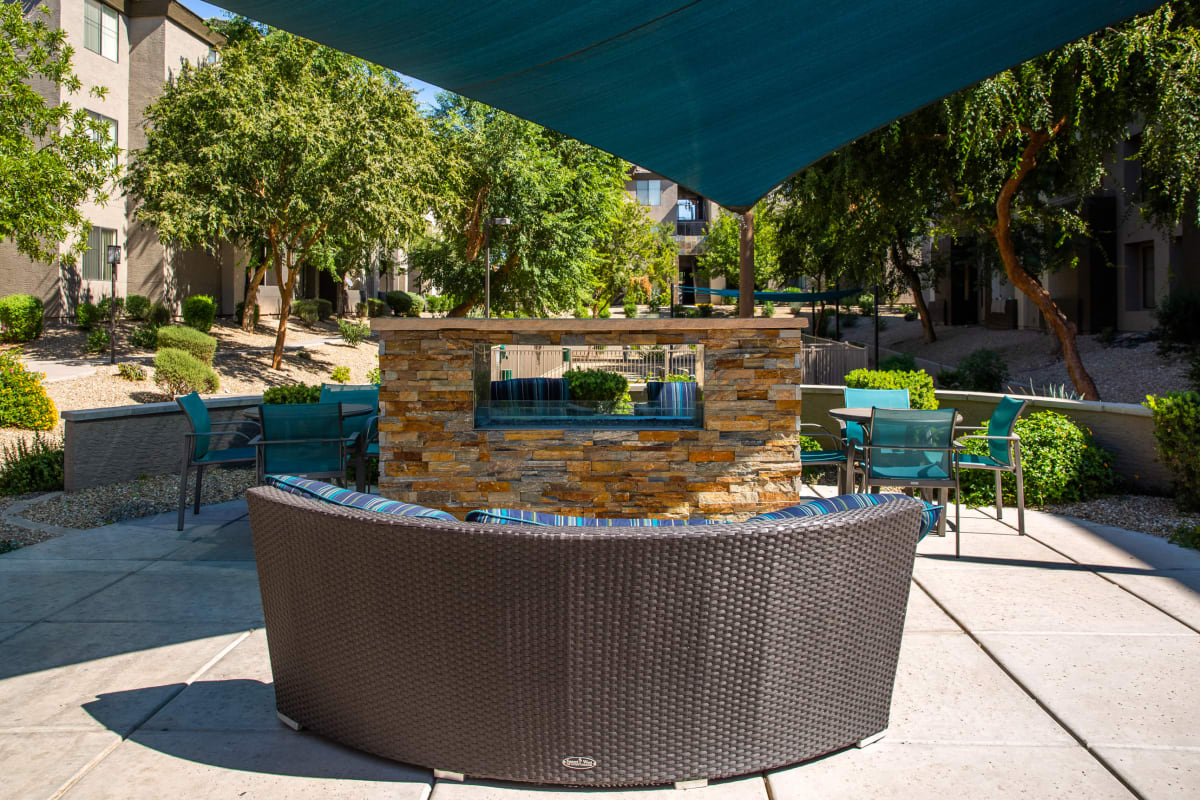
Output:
[697,303,714,318]
[697,204,780,286]
[147,302,172,327]
[1145,392,1200,511]
[1168,522,1200,550]
[663,373,692,382]
[181,294,216,332]
[75,301,101,330]
[0,294,44,343]
[330,366,351,384]
[1,4,121,264]
[596,304,611,319]
[573,304,590,319]
[125,294,151,321]
[959,412,1115,507]
[623,300,638,319]
[365,298,387,318]
[591,200,677,310]
[129,324,159,350]
[898,303,917,320]
[565,369,631,414]
[0,434,63,496]
[385,291,424,317]
[156,325,217,365]
[116,362,146,381]
[367,366,381,384]
[761,301,775,318]
[292,299,320,326]
[97,296,123,320]
[857,294,875,317]
[939,349,1009,392]
[1155,289,1200,357]
[85,328,110,354]
[338,318,371,345]
[262,383,321,404]
[879,353,918,372]
[844,368,938,410]
[235,301,259,327]
[153,348,219,396]
[0,349,57,430]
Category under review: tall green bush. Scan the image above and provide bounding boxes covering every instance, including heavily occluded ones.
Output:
[0,434,63,495]
[1145,392,1200,511]
[0,349,58,430]
[1155,289,1200,357]
[879,353,917,372]
[75,300,101,330]
[385,290,413,316]
[181,294,216,332]
[125,294,151,321]
[147,301,172,327]
[0,294,44,343]
[156,325,217,365]
[154,348,219,395]
[97,296,123,319]
[844,368,937,409]
[338,318,371,345]
[565,368,630,414]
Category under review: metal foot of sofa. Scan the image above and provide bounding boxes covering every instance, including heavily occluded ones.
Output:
[674,779,708,790]
[434,770,466,782]
[856,728,888,748]
[277,712,303,731]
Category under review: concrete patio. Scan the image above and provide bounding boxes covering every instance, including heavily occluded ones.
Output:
[2,491,1198,799]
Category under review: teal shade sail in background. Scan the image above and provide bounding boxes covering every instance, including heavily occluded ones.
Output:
[210,1,1160,210]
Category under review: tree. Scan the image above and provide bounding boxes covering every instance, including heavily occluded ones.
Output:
[697,203,779,288]
[589,198,676,314]
[1,3,120,264]
[126,27,436,368]
[418,95,628,317]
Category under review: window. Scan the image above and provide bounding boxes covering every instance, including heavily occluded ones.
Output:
[1140,242,1156,309]
[206,48,219,65]
[87,111,118,169]
[677,198,697,221]
[635,179,661,206]
[84,0,118,62]
[82,227,117,281]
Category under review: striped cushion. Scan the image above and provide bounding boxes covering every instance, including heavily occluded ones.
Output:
[465,508,720,527]
[749,493,942,540]
[265,475,456,521]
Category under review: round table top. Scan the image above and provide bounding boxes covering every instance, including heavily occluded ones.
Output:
[828,407,963,424]
[243,403,373,421]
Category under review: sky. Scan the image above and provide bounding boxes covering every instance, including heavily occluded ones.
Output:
[175,0,446,108]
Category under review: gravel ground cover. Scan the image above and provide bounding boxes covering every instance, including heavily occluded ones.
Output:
[1046,494,1200,540]
[0,495,54,553]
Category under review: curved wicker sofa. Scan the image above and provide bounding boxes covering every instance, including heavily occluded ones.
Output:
[247,486,925,787]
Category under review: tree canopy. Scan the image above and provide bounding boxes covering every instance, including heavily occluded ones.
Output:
[1,3,120,264]
[589,198,676,314]
[697,203,780,289]
[126,24,437,367]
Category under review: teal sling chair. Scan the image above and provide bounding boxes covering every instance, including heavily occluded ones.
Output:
[176,392,259,531]
[955,396,1028,535]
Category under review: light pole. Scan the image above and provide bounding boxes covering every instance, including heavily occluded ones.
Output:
[106,245,121,365]
[483,217,511,319]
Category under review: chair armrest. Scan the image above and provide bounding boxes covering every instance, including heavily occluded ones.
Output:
[859,444,961,454]
[798,423,844,448]
[959,434,1020,442]
[954,424,987,432]
[254,437,351,447]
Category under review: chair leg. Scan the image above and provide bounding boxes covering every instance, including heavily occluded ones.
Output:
[1015,466,1026,536]
[177,455,189,532]
[955,481,961,558]
[193,465,205,515]
[994,471,1003,521]
[936,487,948,538]
[356,451,367,493]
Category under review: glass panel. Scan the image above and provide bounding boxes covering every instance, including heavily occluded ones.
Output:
[82,227,116,281]
[101,5,118,61]
[635,180,661,206]
[677,199,696,221]
[84,0,102,54]
[87,111,118,169]
[474,344,703,430]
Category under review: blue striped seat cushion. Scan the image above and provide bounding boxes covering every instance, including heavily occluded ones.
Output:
[465,508,720,526]
[749,493,942,540]
[265,475,457,521]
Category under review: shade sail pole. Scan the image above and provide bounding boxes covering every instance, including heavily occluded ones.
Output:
[738,209,755,318]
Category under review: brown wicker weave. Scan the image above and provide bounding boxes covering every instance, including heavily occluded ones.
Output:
[247,486,923,787]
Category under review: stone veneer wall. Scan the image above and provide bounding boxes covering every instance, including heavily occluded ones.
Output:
[375,319,808,519]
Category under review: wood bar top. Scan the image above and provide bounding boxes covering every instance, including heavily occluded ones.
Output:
[371,317,811,332]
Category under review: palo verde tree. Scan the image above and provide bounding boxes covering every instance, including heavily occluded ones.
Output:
[697,203,781,299]
[1,3,120,264]
[126,26,436,368]
[589,197,677,314]
[416,95,628,317]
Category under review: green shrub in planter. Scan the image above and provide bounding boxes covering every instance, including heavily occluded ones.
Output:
[125,294,151,321]
[939,348,1008,392]
[85,328,110,354]
[879,353,918,372]
[262,383,320,404]
[596,304,612,319]
[623,301,638,319]
[0,294,44,343]
[181,294,216,332]
[844,368,937,410]
[1145,392,1200,511]
[154,347,219,395]
[0,434,63,495]
[75,301,101,330]
[565,368,630,414]
[156,325,217,365]
[338,319,370,345]
[366,298,387,318]
[0,349,57,430]
[959,411,1114,507]
[129,324,159,350]
[147,301,172,327]
[235,301,260,326]
[97,296,124,320]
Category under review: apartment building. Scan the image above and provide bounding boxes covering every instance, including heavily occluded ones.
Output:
[0,0,230,318]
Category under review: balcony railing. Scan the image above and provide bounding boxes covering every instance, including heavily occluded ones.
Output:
[675,220,708,236]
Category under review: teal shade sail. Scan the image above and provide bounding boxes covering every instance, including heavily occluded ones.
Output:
[209,1,1158,211]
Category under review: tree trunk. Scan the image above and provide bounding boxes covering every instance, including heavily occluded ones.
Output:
[270,248,296,370]
[891,238,936,344]
[447,298,477,317]
[242,267,266,332]
[738,209,755,318]
[992,125,1100,400]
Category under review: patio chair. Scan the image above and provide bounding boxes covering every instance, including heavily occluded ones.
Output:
[842,387,910,490]
[319,384,380,482]
[798,422,852,493]
[955,396,1027,535]
[860,407,962,555]
[176,392,259,531]
[256,402,348,486]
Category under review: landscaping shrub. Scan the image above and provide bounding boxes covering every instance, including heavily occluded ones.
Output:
[338,319,370,345]
[125,294,151,321]
[761,301,775,318]
[129,324,159,350]
[938,348,1008,392]
[697,303,714,318]
[406,294,425,317]
[0,350,57,430]
[85,328,110,354]
[367,365,381,384]
[153,347,219,395]
[97,295,124,320]
[235,301,259,327]
[899,303,917,321]
[156,325,217,365]
[330,366,351,384]
[1190,352,1200,393]
[181,294,216,332]
[566,368,630,414]
[1155,288,1200,356]
[147,301,172,327]
[857,293,875,317]
[958,411,1115,507]
[879,353,918,372]
[0,434,63,495]
[117,362,146,381]
[596,304,612,319]
[573,304,590,319]
[844,368,938,410]
[1144,392,1200,511]
[262,383,320,404]
[623,300,638,319]
[385,290,414,316]
[292,299,320,326]
[1169,522,1200,551]
[0,294,44,343]
[366,298,387,318]
[839,312,859,329]
[75,300,101,330]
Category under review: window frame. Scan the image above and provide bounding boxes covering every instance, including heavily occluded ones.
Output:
[86,110,118,169]
[635,179,661,207]
[82,226,118,282]
[1140,242,1156,309]
[84,0,119,62]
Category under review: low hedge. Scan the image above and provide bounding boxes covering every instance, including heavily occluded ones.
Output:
[565,368,630,414]
[75,301,102,330]
[1145,392,1200,511]
[0,349,58,430]
[147,301,172,327]
[0,294,44,343]
[156,325,217,365]
[0,434,63,495]
[125,294,151,321]
[182,294,216,332]
[154,348,219,395]
[262,383,321,404]
[844,368,937,410]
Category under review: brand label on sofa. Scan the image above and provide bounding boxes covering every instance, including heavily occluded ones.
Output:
[562,756,597,770]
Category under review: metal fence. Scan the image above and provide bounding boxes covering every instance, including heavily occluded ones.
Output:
[798,335,868,384]
[491,345,698,383]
